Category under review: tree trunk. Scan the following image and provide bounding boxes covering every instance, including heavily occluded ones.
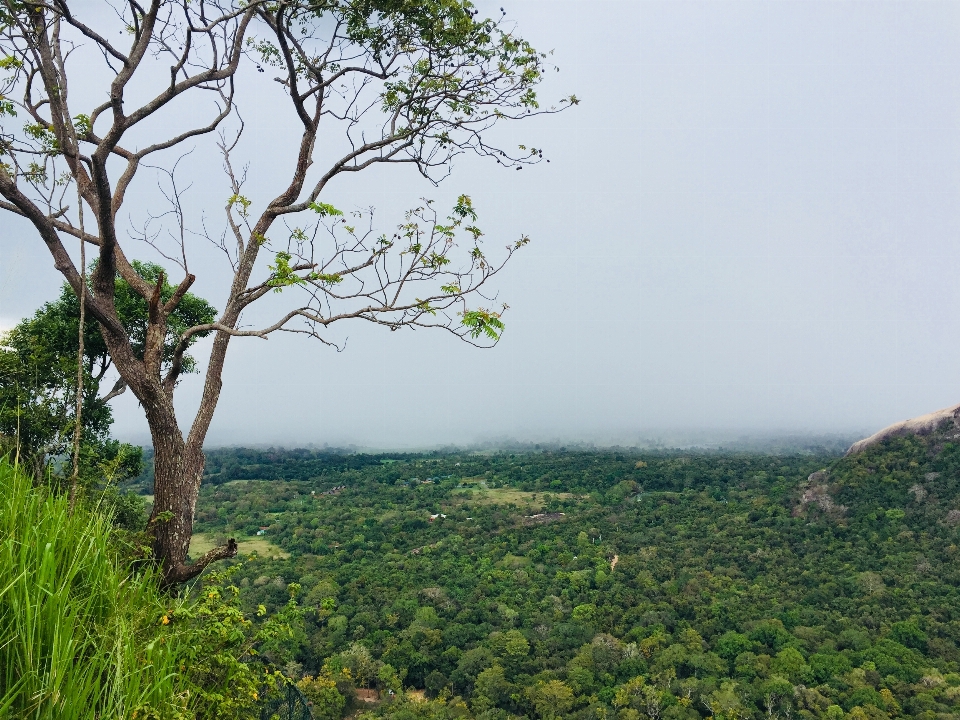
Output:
[146,401,236,587]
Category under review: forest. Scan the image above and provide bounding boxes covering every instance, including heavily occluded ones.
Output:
[121,428,960,720]
[4,2,958,718]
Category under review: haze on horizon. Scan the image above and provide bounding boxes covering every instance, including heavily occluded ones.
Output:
[3,0,959,450]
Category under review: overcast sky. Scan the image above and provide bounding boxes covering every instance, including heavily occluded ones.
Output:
[3,0,960,449]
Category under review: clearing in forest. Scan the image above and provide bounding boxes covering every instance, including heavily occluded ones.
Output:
[451,481,573,510]
[189,532,289,560]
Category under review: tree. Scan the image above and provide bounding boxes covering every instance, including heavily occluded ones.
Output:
[526,679,575,720]
[296,674,346,720]
[1,262,212,521]
[0,317,102,480]
[759,676,794,720]
[0,1,570,584]
[471,664,510,711]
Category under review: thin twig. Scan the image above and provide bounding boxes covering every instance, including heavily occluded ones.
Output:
[69,182,85,511]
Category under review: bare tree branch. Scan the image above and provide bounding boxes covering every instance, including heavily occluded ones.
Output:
[99,377,127,403]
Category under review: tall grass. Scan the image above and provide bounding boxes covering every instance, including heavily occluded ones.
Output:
[0,458,189,719]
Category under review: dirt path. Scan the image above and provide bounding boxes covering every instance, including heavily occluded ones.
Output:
[610,554,619,571]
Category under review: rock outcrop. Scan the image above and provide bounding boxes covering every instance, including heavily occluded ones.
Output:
[793,469,847,519]
[846,404,960,456]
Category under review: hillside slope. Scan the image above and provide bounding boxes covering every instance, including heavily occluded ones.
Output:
[188,447,960,720]
[847,407,960,456]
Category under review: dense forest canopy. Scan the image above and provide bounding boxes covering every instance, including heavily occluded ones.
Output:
[122,429,960,719]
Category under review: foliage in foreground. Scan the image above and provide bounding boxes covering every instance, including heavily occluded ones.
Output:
[0,458,187,719]
[0,458,298,720]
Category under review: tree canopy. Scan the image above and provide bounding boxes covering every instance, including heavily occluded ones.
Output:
[129,431,960,719]
[0,261,214,495]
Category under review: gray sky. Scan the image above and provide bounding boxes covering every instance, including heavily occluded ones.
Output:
[3,0,960,448]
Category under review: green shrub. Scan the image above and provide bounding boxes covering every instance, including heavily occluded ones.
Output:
[0,458,299,719]
[0,458,188,719]
[0,458,310,720]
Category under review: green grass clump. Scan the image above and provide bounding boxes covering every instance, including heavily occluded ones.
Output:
[0,458,188,719]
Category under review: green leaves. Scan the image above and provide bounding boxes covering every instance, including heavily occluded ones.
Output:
[321,0,556,160]
[309,271,343,286]
[452,194,477,221]
[72,114,91,137]
[267,252,304,292]
[416,299,436,315]
[228,193,252,218]
[246,36,282,67]
[308,202,344,218]
[166,565,300,719]
[427,195,482,248]
[152,510,175,524]
[421,251,451,269]
[269,252,342,291]
[23,122,59,155]
[460,308,504,340]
